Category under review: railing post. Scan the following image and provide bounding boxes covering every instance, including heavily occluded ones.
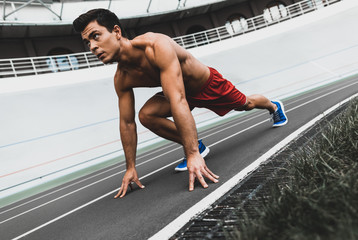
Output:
[147,0,153,13]
[10,59,17,77]
[205,32,209,44]
[68,55,74,71]
[299,1,304,14]
[194,34,198,48]
[287,5,292,19]
[84,54,91,68]
[312,0,318,10]
[30,58,37,75]
[60,2,64,19]
[251,18,256,31]
[216,28,221,41]
[3,0,6,20]
[180,37,185,48]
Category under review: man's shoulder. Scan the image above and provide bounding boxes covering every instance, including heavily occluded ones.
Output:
[134,32,167,40]
[132,32,171,48]
[114,67,133,93]
[114,66,127,84]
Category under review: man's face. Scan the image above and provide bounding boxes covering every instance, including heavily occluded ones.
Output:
[81,20,120,64]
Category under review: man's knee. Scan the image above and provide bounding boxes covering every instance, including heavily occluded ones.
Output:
[138,107,153,128]
[244,99,255,111]
[235,98,253,111]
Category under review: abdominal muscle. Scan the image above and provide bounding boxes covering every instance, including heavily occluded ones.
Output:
[181,61,210,95]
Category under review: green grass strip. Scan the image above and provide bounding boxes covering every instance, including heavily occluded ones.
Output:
[231,97,358,240]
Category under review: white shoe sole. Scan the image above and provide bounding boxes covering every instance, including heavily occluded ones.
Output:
[201,146,210,158]
[175,146,210,171]
[174,166,187,172]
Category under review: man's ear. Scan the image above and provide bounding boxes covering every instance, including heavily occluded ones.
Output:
[113,25,122,39]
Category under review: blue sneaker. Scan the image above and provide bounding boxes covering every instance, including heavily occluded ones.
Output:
[271,100,288,127]
[174,139,210,171]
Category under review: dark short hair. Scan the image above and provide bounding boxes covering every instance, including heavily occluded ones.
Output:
[73,8,127,38]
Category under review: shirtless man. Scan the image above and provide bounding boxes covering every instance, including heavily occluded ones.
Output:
[73,9,288,198]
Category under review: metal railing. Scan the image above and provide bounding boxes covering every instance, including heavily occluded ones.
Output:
[0,0,342,78]
[172,0,341,49]
[0,52,105,78]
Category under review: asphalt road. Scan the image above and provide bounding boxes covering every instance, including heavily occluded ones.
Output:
[1,75,357,240]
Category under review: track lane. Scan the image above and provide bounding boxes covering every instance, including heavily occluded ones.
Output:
[1,76,357,240]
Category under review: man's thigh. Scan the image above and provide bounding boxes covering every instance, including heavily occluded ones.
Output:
[141,92,172,118]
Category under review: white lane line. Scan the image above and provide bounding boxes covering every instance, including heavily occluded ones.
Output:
[288,81,358,112]
[10,114,270,240]
[3,78,349,215]
[310,61,341,78]
[0,142,178,216]
[11,158,188,240]
[149,92,358,240]
[1,112,259,221]
[2,111,263,225]
[1,145,185,225]
[9,85,358,239]
[1,101,266,217]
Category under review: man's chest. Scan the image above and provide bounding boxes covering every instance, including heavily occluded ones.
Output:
[125,66,161,88]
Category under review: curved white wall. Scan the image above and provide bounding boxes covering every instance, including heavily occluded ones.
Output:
[0,0,223,24]
[1,0,358,200]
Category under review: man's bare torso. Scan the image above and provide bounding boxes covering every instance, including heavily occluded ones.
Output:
[115,33,210,96]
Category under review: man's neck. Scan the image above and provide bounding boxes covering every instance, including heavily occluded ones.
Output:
[117,39,143,68]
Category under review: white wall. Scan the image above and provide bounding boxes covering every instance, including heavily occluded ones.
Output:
[1,0,358,199]
[0,0,224,24]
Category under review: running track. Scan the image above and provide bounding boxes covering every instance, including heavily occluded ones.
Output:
[1,76,357,240]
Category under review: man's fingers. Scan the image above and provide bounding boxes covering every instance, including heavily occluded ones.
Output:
[129,180,145,190]
[114,182,125,199]
[196,170,208,189]
[189,172,195,191]
[114,189,122,199]
[119,184,128,198]
[188,166,219,193]
[204,166,219,180]
[134,179,145,189]
[114,180,128,199]
[114,180,145,199]
[203,167,219,183]
[203,173,219,184]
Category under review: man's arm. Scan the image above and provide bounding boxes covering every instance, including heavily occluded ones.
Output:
[151,36,219,191]
[114,71,144,199]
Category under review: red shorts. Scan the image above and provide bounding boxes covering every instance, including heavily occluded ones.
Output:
[186,67,247,116]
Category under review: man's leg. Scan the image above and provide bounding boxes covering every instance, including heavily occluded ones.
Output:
[238,94,288,127]
[239,94,277,112]
[138,93,182,143]
[139,93,210,171]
